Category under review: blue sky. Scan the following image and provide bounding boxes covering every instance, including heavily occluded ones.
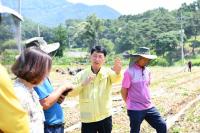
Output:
[67,0,196,15]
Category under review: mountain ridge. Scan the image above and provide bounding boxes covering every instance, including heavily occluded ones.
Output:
[1,0,121,27]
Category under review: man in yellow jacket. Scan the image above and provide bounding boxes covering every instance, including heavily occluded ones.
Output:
[69,45,122,133]
[0,64,29,133]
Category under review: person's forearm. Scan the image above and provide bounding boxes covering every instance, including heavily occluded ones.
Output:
[121,88,128,102]
[68,83,83,97]
[40,88,64,110]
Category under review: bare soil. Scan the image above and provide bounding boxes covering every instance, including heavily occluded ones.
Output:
[49,66,200,133]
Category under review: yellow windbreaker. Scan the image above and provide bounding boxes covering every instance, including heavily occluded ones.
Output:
[69,67,122,123]
[0,64,29,133]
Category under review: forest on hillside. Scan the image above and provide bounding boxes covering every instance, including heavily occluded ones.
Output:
[0,0,200,65]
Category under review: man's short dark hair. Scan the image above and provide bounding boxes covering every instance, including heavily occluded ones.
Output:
[90,45,107,56]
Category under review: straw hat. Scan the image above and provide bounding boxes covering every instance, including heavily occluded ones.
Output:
[123,47,157,60]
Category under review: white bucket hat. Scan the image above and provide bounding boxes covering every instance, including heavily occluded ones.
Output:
[123,47,157,60]
[25,37,60,54]
[0,5,23,21]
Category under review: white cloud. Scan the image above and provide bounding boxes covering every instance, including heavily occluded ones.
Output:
[67,0,196,15]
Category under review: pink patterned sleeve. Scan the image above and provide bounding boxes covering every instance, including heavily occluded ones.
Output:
[122,69,131,89]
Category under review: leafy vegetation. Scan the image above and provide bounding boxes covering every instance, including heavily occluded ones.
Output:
[0,49,18,65]
[1,0,200,66]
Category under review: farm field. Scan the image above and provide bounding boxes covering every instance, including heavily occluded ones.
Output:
[1,1,200,133]
[169,100,200,133]
[49,66,200,133]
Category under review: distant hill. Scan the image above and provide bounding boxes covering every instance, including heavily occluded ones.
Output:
[1,0,121,27]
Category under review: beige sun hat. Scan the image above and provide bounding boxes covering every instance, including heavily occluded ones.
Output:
[0,5,23,21]
[123,47,157,60]
[25,37,60,54]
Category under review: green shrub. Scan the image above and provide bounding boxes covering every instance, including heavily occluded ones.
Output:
[52,56,89,66]
[191,59,200,66]
[150,57,169,66]
[1,40,18,52]
[0,49,18,65]
[105,53,129,67]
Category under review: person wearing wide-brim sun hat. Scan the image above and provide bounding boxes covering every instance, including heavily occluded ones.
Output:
[24,37,60,54]
[121,47,167,133]
[24,37,72,133]
[15,37,60,59]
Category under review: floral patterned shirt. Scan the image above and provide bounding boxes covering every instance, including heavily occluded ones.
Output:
[14,79,45,133]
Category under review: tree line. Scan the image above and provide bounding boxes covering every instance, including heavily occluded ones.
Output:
[1,0,200,65]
